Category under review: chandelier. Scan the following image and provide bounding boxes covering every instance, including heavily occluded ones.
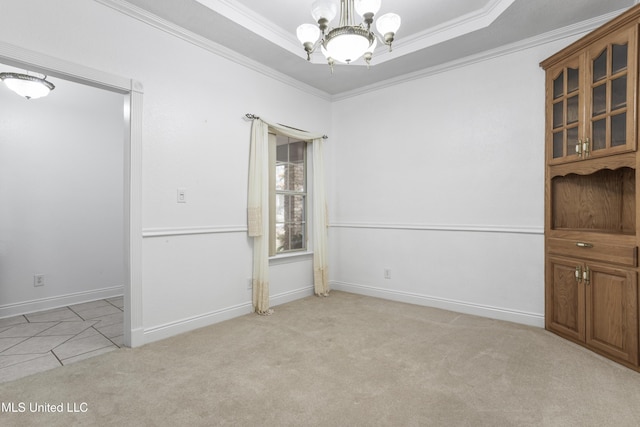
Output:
[296,0,401,70]
[0,72,55,99]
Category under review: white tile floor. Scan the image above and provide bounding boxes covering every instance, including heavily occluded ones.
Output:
[0,296,123,383]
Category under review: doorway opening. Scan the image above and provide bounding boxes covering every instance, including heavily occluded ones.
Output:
[0,42,143,383]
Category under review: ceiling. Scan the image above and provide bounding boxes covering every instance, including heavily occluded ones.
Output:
[121,0,638,96]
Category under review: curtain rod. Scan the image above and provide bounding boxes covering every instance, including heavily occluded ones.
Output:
[245,113,328,139]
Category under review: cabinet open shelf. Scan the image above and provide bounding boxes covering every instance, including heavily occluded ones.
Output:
[551,167,635,234]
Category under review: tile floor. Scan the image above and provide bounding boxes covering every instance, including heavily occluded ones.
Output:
[0,297,123,383]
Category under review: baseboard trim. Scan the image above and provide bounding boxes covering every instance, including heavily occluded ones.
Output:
[142,286,314,345]
[331,281,544,328]
[270,286,315,306]
[127,327,145,348]
[143,302,254,344]
[0,286,124,319]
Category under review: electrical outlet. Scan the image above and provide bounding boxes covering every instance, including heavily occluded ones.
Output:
[247,278,253,290]
[384,269,391,279]
[34,274,45,287]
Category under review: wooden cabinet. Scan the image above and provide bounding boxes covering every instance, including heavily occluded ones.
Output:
[541,5,640,371]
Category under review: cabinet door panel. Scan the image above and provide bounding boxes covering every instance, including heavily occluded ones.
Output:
[585,25,637,158]
[586,263,638,364]
[546,55,584,164]
[546,256,585,341]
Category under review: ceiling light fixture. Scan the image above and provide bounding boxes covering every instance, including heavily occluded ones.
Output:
[0,72,55,99]
[297,0,401,71]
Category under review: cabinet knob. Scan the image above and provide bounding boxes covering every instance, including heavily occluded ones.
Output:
[576,242,593,248]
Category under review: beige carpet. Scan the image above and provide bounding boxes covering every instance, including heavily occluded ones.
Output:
[1,291,639,426]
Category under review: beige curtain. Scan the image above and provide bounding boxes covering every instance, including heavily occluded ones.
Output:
[248,119,271,314]
[312,139,329,296]
[247,116,329,314]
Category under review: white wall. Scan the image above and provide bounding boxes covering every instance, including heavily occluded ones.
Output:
[0,0,594,342]
[0,66,125,316]
[0,0,331,343]
[328,38,582,326]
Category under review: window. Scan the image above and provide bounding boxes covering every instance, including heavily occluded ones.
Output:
[269,133,307,255]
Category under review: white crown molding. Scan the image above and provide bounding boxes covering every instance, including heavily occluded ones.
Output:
[330,222,543,235]
[94,0,331,101]
[331,8,627,101]
[373,0,516,66]
[194,0,304,59]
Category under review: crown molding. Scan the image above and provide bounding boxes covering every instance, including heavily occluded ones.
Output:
[373,0,516,66]
[94,0,331,101]
[331,8,627,101]
[194,0,304,59]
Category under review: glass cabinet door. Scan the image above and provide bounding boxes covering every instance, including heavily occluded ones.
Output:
[585,26,637,158]
[547,55,583,164]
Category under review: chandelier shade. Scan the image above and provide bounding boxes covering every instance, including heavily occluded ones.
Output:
[324,27,374,64]
[354,0,381,17]
[376,13,401,38]
[0,72,55,99]
[296,0,400,70]
[297,23,321,45]
[311,0,338,23]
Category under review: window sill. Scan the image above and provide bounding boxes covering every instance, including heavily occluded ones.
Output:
[269,251,313,265]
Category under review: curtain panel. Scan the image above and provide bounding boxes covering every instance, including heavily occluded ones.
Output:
[247,117,329,315]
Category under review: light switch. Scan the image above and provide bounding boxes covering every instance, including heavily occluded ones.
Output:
[177,188,187,203]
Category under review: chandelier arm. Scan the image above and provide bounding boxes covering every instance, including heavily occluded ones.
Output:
[372,33,394,52]
[303,37,329,61]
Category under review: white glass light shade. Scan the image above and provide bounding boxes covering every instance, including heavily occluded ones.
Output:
[296,23,320,44]
[355,0,381,17]
[311,0,338,23]
[325,33,372,63]
[376,12,401,35]
[0,73,54,99]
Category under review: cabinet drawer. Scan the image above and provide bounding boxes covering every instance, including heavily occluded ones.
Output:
[547,238,637,267]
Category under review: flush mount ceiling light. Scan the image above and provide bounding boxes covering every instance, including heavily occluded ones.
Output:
[0,72,55,99]
[297,0,401,71]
